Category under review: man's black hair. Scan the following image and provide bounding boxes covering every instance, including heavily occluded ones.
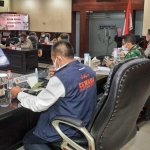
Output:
[122,34,136,45]
[10,33,15,37]
[20,34,27,38]
[148,29,150,35]
[51,40,74,58]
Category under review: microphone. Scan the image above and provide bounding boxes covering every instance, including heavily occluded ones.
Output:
[105,35,111,56]
[136,39,146,58]
[105,29,111,55]
[38,63,52,79]
[137,40,144,45]
[101,35,111,66]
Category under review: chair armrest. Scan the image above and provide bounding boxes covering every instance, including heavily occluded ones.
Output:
[51,115,85,128]
[51,115,95,150]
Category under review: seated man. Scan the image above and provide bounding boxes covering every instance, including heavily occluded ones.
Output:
[144,29,150,57]
[16,34,33,49]
[5,33,19,47]
[106,34,146,68]
[11,41,97,150]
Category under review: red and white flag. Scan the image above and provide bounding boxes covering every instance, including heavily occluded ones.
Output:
[122,0,133,35]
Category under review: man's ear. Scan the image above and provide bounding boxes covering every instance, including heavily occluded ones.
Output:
[126,42,129,47]
[57,56,62,60]
[56,56,63,64]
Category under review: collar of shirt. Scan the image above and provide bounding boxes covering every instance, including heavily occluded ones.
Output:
[55,63,69,71]
[55,60,77,72]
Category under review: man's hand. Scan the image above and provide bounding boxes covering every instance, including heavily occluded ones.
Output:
[15,42,21,47]
[105,59,113,67]
[11,86,22,97]
[49,66,56,77]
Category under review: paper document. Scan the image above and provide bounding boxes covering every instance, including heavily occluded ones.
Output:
[16,48,21,51]
[97,67,111,71]
[31,82,43,90]
[95,67,111,75]
[122,50,128,55]
[27,76,38,88]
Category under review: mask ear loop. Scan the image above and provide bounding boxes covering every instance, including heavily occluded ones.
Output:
[125,43,128,50]
[57,56,62,68]
[53,57,57,70]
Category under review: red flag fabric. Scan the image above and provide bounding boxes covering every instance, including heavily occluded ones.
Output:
[122,0,133,35]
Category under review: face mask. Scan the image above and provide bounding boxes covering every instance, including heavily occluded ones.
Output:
[122,45,128,51]
[41,34,45,37]
[53,57,61,71]
[146,37,149,42]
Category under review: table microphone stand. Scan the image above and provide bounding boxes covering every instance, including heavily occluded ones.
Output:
[101,36,111,66]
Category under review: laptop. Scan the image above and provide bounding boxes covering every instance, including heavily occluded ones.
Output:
[0,48,10,67]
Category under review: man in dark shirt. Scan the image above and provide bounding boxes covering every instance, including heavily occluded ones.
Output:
[5,33,19,47]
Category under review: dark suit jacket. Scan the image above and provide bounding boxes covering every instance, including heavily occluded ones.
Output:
[5,37,19,47]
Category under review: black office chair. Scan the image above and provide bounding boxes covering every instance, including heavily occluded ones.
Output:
[60,33,69,42]
[28,36,37,49]
[29,32,36,36]
[45,33,51,40]
[50,58,150,150]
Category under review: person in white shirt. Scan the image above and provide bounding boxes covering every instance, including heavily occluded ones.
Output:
[144,29,150,57]
[10,40,97,150]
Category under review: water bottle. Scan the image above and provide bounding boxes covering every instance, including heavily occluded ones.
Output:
[7,70,13,89]
[118,48,121,62]
[84,53,89,65]
[89,56,91,67]
[113,48,118,62]
[35,68,38,82]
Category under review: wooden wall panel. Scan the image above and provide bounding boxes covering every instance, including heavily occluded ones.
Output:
[73,0,144,11]
[80,11,88,56]
[70,12,76,53]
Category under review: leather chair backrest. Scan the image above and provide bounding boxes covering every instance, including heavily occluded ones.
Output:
[90,58,150,150]
[45,33,51,40]
[60,33,69,41]
[88,58,138,131]
[29,32,36,36]
[28,36,37,49]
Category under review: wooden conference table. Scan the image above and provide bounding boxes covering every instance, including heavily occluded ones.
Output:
[0,48,38,74]
[0,74,107,150]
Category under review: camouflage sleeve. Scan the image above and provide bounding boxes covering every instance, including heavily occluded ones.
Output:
[126,50,141,58]
[109,64,115,68]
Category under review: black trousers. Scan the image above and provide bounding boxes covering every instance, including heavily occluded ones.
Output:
[23,128,51,150]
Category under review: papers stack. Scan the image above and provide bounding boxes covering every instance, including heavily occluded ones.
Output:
[95,67,111,75]
[27,76,43,92]
[91,57,101,69]
[27,76,38,88]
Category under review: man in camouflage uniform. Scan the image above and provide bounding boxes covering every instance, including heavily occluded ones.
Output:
[124,44,145,59]
[106,34,146,68]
